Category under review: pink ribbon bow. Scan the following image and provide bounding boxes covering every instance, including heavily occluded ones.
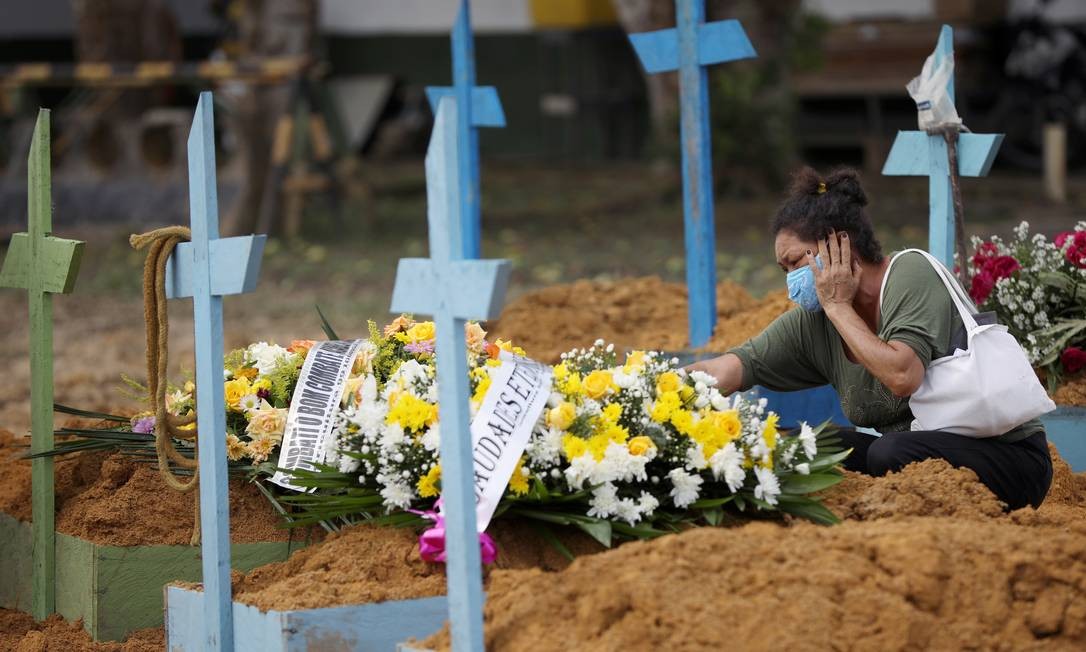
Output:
[410,500,498,565]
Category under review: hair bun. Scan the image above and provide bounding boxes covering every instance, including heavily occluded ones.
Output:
[824,167,868,206]
[788,166,824,197]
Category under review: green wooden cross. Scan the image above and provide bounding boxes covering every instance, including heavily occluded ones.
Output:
[0,109,84,620]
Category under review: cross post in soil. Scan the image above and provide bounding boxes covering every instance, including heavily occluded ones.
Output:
[882,25,1003,268]
[164,92,266,651]
[425,0,506,260]
[391,96,510,652]
[0,109,84,620]
[627,0,756,348]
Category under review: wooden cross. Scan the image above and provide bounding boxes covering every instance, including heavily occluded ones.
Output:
[627,0,756,348]
[391,96,510,652]
[425,0,506,260]
[882,25,1004,268]
[0,109,84,620]
[164,92,266,651]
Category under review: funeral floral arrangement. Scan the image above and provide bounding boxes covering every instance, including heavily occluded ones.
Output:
[48,315,846,550]
[968,221,1086,388]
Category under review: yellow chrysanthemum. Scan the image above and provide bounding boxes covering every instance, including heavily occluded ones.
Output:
[601,423,630,444]
[587,433,611,461]
[562,434,588,460]
[669,409,694,436]
[601,403,623,425]
[507,457,529,496]
[650,391,681,423]
[624,350,646,372]
[762,413,779,452]
[553,363,569,380]
[251,378,272,392]
[224,377,252,411]
[386,393,438,432]
[417,464,442,498]
[679,385,696,402]
[471,368,492,404]
[690,409,743,457]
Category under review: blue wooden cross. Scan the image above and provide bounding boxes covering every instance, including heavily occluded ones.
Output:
[0,109,84,620]
[425,0,506,260]
[627,0,756,348]
[882,25,1004,268]
[391,96,511,652]
[165,92,266,651]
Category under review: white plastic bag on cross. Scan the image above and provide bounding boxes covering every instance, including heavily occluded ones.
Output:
[906,46,962,131]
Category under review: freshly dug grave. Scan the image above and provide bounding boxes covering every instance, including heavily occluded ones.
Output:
[489,276,790,362]
[0,609,162,652]
[231,519,604,612]
[1053,372,1086,408]
[418,451,1086,651]
[0,429,290,546]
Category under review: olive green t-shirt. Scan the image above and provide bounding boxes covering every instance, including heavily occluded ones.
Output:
[729,250,1041,442]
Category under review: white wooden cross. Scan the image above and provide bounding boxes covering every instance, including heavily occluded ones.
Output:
[391,96,511,652]
[165,92,266,651]
[882,25,1004,267]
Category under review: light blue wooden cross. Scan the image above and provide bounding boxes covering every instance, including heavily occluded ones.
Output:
[0,109,84,620]
[627,0,756,348]
[425,0,506,260]
[391,96,510,652]
[882,25,1004,268]
[165,92,266,651]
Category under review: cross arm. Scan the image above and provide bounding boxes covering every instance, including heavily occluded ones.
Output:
[424,87,506,127]
[882,131,1004,177]
[0,233,84,294]
[164,234,267,299]
[390,258,510,321]
[628,19,756,75]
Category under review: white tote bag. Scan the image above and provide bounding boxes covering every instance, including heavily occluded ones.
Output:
[881,249,1056,438]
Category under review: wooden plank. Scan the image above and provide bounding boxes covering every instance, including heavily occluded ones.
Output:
[0,513,33,612]
[424,87,505,127]
[166,586,449,652]
[54,532,96,636]
[1042,408,1086,472]
[163,236,268,299]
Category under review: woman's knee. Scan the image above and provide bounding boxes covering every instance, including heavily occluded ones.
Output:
[866,434,923,476]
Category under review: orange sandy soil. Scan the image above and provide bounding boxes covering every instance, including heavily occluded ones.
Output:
[0,609,162,652]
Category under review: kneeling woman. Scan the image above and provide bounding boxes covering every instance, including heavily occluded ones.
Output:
[689,167,1052,510]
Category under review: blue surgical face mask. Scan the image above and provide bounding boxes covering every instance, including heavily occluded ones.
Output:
[786,255,824,312]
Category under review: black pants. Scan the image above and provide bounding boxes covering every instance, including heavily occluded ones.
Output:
[835,428,1053,510]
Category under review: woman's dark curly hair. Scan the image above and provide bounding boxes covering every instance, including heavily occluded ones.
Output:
[771,166,884,263]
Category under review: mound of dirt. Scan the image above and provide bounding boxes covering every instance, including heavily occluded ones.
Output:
[489,276,789,362]
[0,429,291,546]
[1053,373,1086,407]
[424,516,1086,651]
[0,609,162,652]
[231,519,604,612]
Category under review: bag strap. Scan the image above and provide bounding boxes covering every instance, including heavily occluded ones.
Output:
[880,248,979,331]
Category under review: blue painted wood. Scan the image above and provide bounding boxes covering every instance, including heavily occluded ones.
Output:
[628,2,756,348]
[164,237,267,299]
[424,87,506,127]
[881,25,1004,268]
[753,386,851,429]
[423,0,505,260]
[391,97,510,652]
[168,92,266,651]
[166,586,449,652]
[1041,408,1086,472]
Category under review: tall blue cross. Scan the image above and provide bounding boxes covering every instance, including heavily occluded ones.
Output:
[390,96,510,652]
[628,0,756,348]
[425,0,506,260]
[882,25,1003,268]
[165,92,266,651]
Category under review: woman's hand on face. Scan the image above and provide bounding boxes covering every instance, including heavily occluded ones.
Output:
[810,230,862,312]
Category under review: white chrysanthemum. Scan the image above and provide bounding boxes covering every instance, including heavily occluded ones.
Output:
[794,462,810,475]
[637,491,659,514]
[685,444,708,471]
[708,442,746,493]
[547,391,564,408]
[753,466,781,506]
[612,369,637,389]
[594,442,651,485]
[587,482,620,519]
[564,453,597,490]
[380,423,407,450]
[526,425,563,467]
[346,376,387,433]
[377,474,415,509]
[337,455,360,474]
[668,468,703,508]
[420,423,441,452]
[798,422,818,460]
[709,390,728,412]
[247,341,292,376]
[689,370,716,387]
